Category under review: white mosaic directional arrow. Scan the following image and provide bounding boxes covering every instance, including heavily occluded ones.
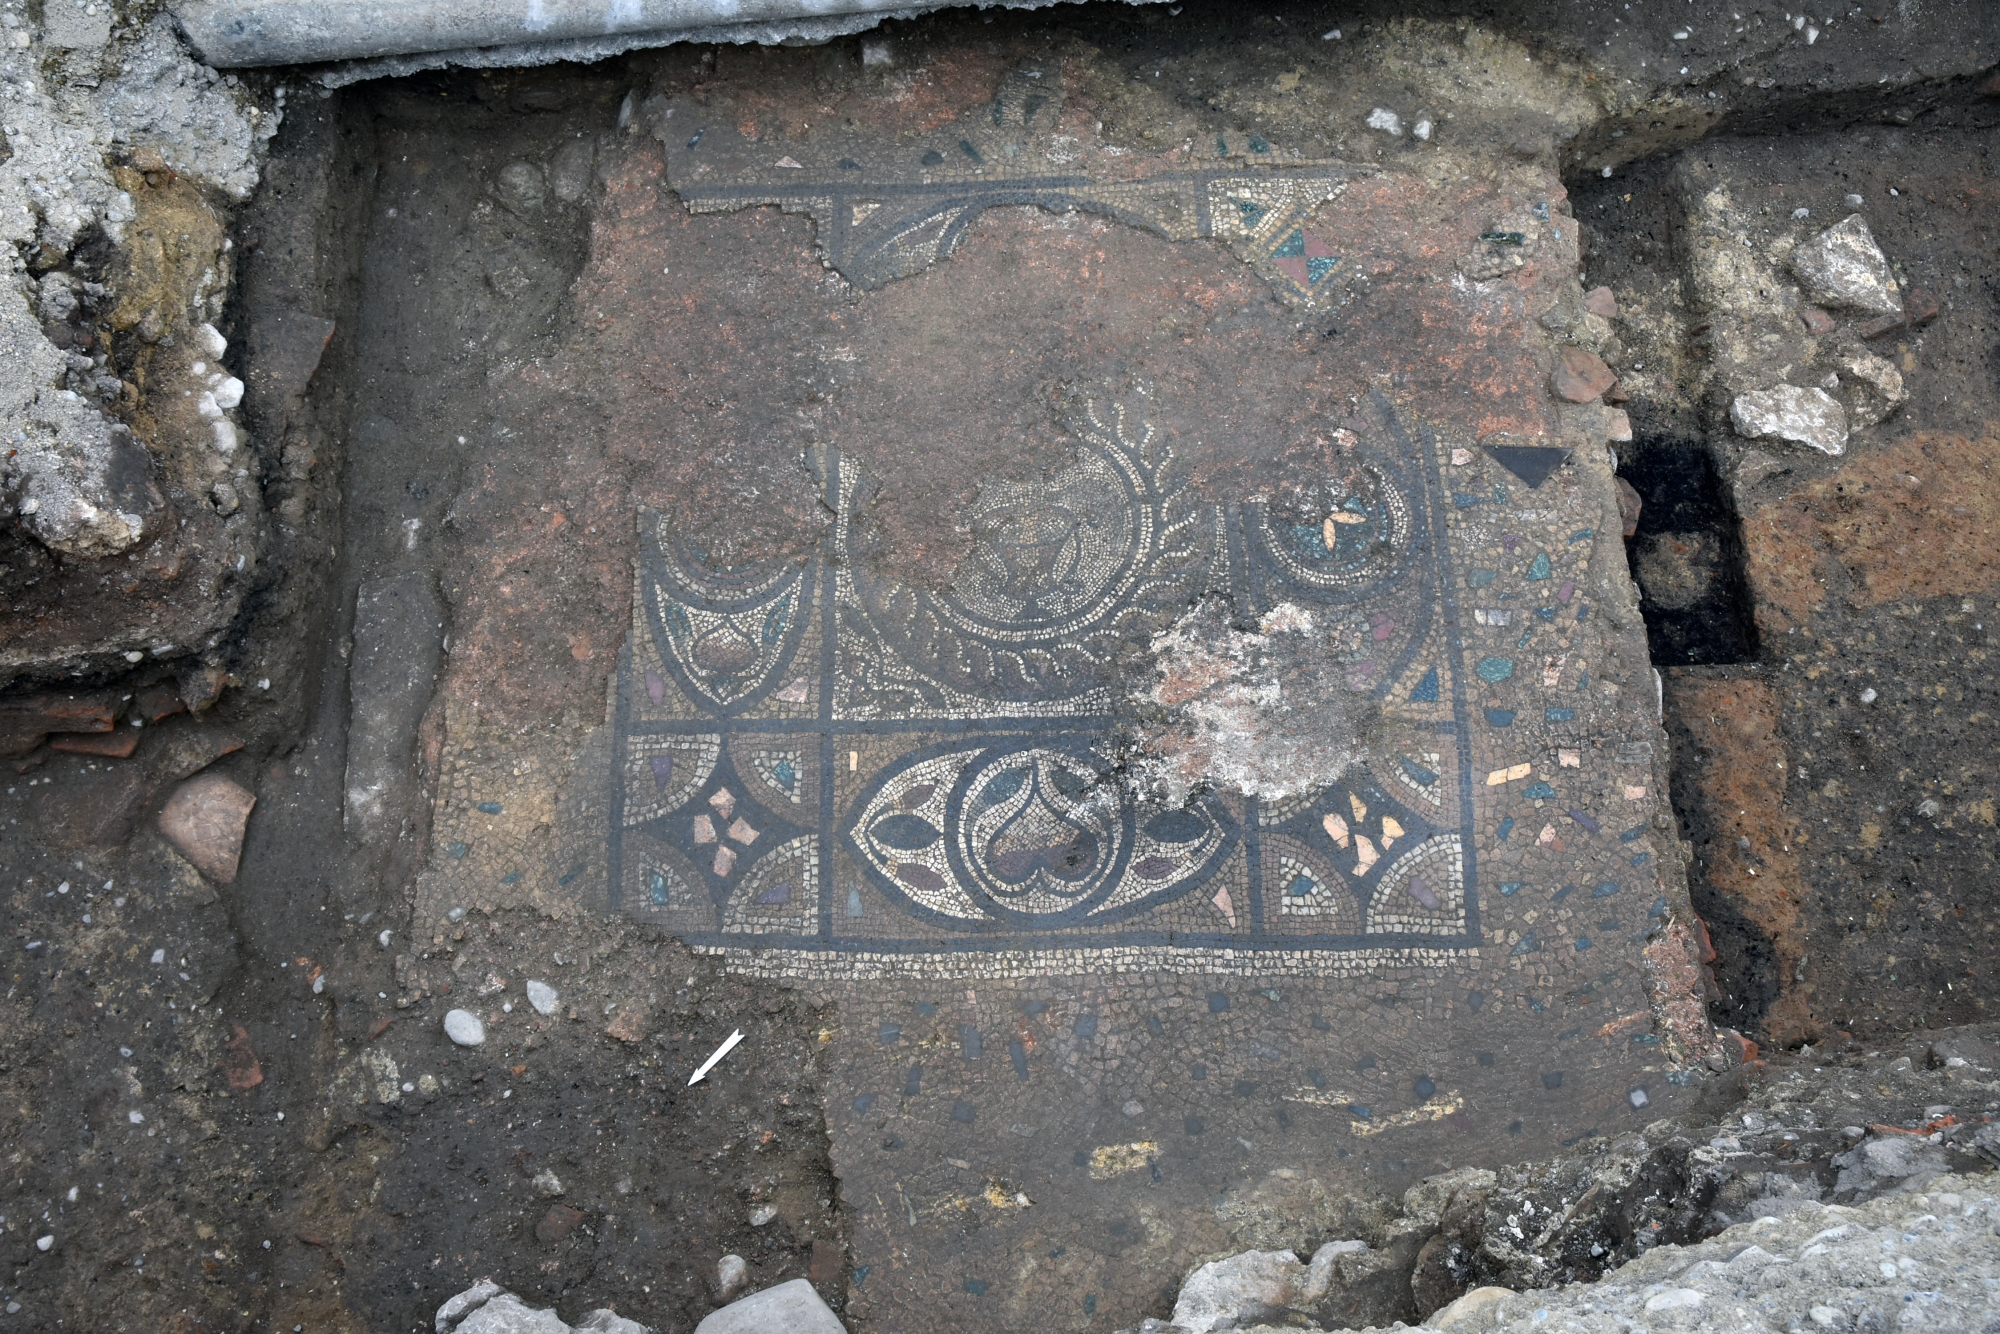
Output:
[688,1029,744,1086]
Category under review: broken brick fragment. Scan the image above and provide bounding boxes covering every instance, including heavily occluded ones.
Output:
[132,683,188,723]
[1859,287,1938,340]
[1550,346,1615,403]
[1615,476,1643,538]
[605,1004,651,1044]
[223,1025,264,1090]
[50,730,141,758]
[535,1205,583,1244]
[0,691,118,757]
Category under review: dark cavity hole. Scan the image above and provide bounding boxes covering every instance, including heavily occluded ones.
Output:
[1615,435,1758,667]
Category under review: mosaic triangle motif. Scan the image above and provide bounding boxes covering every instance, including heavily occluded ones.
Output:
[1483,444,1572,489]
[1271,226,1340,291]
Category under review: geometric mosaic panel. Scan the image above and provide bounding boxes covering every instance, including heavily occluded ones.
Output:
[608,387,1549,971]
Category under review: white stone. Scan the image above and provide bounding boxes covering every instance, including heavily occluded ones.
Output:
[748,1204,777,1227]
[532,1169,564,1197]
[1365,107,1403,135]
[693,1279,843,1334]
[716,1254,749,1300]
[1791,215,1903,315]
[526,979,560,1016]
[1730,385,1847,455]
[212,375,244,410]
[443,1008,486,1047]
[197,323,228,359]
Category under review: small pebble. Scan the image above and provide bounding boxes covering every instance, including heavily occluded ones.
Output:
[526,979,560,1016]
[1844,192,1864,208]
[1861,687,1878,703]
[36,1236,53,1252]
[1122,1099,1145,1117]
[444,1009,486,1047]
[749,1205,777,1227]
[717,1253,749,1298]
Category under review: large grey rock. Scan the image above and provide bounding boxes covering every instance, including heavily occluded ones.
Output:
[1427,1286,1516,1332]
[343,570,445,846]
[436,1283,650,1334]
[1170,1249,1307,1332]
[3,391,161,558]
[1790,215,1903,316]
[1168,1239,1393,1332]
[1729,385,1848,456]
[1830,1133,1949,1196]
[1338,1173,2000,1334]
[693,1279,844,1334]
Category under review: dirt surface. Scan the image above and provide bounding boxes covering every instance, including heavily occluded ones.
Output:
[3,3,1999,1334]
[1575,115,2000,1050]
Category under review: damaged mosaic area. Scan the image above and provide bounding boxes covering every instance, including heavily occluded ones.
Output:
[609,384,1649,978]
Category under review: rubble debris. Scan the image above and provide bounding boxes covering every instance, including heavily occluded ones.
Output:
[0,691,118,757]
[1729,385,1848,455]
[1835,347,1907,428]
[435,1281,650,1334]
[1789,215,1903,316]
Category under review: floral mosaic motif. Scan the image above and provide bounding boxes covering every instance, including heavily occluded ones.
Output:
[845,739,1238,931]
[838,388,1222,715]
[609,389,1488,962]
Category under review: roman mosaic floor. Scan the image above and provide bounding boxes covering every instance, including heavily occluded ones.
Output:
[401,45,1715,1329]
